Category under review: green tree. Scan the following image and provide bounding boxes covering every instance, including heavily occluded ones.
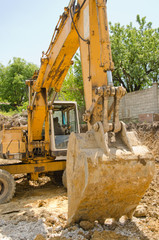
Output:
[60,16,159,106]
[0,63,5,102]
[59,53,85,107]
[0,58,37,107]
[110,15,159,92]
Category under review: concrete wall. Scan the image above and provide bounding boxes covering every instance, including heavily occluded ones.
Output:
[119,83,159,120]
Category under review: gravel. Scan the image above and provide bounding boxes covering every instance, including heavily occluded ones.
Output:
[0,219,47,240]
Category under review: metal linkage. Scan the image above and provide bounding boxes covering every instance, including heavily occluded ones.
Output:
[83,85,126,133]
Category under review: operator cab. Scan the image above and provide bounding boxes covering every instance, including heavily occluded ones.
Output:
[50,101,80,157]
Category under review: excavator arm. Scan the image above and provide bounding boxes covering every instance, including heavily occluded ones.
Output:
[26,0,155,224]
[27,0,123,150]
[26,4,79,154]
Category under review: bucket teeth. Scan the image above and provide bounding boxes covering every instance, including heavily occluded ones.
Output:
[66,127,155,224]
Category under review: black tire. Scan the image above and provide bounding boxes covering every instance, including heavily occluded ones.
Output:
[62,169,67,189]
[0,169,15,204]
[52,171,63,185]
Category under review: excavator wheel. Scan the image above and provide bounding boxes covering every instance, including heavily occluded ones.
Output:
[0,169,16,204]
[66,123,155,224]
[62,169,67,188]
[52,171,63,185]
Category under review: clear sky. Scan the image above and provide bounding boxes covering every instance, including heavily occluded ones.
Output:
[0,0,158,67]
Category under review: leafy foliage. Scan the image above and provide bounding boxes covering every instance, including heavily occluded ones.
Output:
[59,53,85,107]
[0,58,37,107]
[17,101,29,112]
[110,15,159,92]
[59,16,159,107]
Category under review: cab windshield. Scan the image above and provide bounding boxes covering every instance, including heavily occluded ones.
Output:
[53,103,78,149]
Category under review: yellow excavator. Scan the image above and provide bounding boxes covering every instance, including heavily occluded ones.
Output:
[0,0,155,224]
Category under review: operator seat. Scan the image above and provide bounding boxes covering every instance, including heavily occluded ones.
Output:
[53,117,65,135]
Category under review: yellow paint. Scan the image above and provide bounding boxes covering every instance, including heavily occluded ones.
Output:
[0,161,66,174]
[34,9,79,93]
[78,0,114,110]
[1,128,26,154]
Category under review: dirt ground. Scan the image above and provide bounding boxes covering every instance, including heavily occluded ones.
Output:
[0,122,159,240]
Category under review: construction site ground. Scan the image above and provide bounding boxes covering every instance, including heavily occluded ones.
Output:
[0,122,159,240]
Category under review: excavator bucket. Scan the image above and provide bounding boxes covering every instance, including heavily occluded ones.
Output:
[67,122,155,224]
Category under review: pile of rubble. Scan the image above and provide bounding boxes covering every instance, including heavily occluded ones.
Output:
[0,111,28,130]
[127,121,159,160]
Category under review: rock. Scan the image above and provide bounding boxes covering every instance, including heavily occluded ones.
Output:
[91,230,128,240]
[67,225,78,231]
[12,119,20,126]
[104,218,118,230]
[19,117,27,125]
[78,229,87,237]
[149,211,159,218]
[79,221,94,230]
[4,122,12,129]
[47,227,53,233]
[0,112,28,130]
[55,226,63,232]
[46,216,58,226]
[133,205,147,217]
[58,213,67,221]
[22,110,28,117]
[34,234,46,240]
[12,113,20,119]
[119,216,129,225]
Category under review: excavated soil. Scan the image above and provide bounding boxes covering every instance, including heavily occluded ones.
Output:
[0,122,159,240]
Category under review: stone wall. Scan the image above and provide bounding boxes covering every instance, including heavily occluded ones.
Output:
[119,83,159,120]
